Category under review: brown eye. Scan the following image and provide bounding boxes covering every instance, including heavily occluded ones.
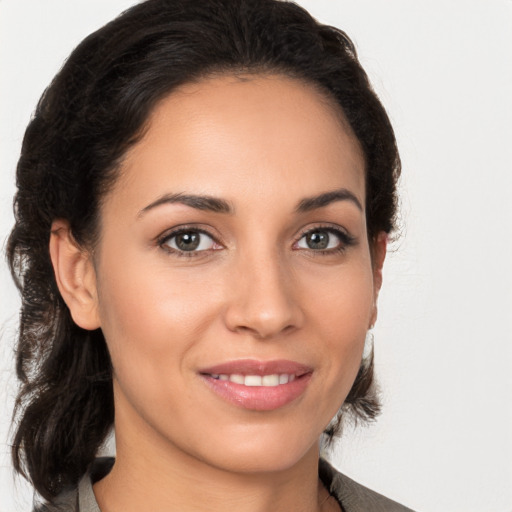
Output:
[163,230,216,252]
[175,232,200,251]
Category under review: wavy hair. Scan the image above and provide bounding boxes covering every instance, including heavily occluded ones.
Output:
[7,0,400,501]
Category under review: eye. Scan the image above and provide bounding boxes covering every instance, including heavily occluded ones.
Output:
[160,229,218,253]
[295,227,354,252]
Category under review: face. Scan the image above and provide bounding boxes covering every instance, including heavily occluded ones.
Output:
[90,74,383,473]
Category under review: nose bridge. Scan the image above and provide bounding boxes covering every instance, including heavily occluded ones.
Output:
[223,242,303,338]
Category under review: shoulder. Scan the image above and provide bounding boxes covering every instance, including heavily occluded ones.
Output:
[33,488,78,512]
[319,459,416,512]
[33,458,114,512]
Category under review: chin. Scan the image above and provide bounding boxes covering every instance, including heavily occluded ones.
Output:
[182,422,322,475]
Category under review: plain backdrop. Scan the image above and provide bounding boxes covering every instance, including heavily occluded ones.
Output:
[1,1,511,511]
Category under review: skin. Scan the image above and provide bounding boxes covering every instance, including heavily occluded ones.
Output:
[50,74,386,512]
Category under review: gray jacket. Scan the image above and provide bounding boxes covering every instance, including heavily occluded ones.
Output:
[36,457,415,512]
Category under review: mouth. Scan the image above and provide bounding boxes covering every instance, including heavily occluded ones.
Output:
[199,359,313,411]
[208,373,297,386]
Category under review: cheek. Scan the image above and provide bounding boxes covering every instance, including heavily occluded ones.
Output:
[302,255,375,333]
[94,251,221,377]
[302,261,374,393]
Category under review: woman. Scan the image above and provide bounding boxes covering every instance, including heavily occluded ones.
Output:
[7,0,410,510]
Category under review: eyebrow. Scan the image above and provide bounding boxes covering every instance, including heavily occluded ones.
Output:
[138,193,234,217]
[295,188,363,213]
[138,187,362,218]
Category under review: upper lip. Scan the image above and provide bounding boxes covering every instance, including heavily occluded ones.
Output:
[199,359,312,376]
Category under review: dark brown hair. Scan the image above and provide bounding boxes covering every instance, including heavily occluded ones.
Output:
[8,0,400,501]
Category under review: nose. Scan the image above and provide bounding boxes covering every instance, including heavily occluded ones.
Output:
[223,252,304,339]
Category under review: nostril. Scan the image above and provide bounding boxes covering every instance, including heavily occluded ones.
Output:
[281,324,296,334]
[226,312,301,340]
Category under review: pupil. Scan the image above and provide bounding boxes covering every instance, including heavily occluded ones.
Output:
[176,232,200,251]
[307,231,328,249]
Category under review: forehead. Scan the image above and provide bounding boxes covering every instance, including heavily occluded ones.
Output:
[115,74,365,214]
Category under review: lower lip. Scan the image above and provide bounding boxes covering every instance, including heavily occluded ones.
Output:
[201,373,312,411]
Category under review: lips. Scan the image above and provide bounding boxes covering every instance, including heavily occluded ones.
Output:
[199,359,313,411]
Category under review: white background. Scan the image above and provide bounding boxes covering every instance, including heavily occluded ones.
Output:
[1,1,511,511]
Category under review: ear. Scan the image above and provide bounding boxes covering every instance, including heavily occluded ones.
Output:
[369,231,388,328]
[49,219,101,330]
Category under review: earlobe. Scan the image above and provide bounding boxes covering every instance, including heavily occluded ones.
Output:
[49,220,101,330]
[369,231,388,328]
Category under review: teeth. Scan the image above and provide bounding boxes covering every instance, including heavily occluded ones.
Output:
[229,374,245,384]
[213,373,295,386]
[244,375,262,386]
[262,374,279,386]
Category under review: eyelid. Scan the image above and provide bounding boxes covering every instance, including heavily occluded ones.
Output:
[154,222,356,258]
[294,223,356,251]
[156,224,223,256]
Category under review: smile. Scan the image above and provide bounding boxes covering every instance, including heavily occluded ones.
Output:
[209,374,296,386]
[199,360,312,411]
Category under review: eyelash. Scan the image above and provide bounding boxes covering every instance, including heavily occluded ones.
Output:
[294,225,356,256]
[157,224,356,258]
[157,226,221,258]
